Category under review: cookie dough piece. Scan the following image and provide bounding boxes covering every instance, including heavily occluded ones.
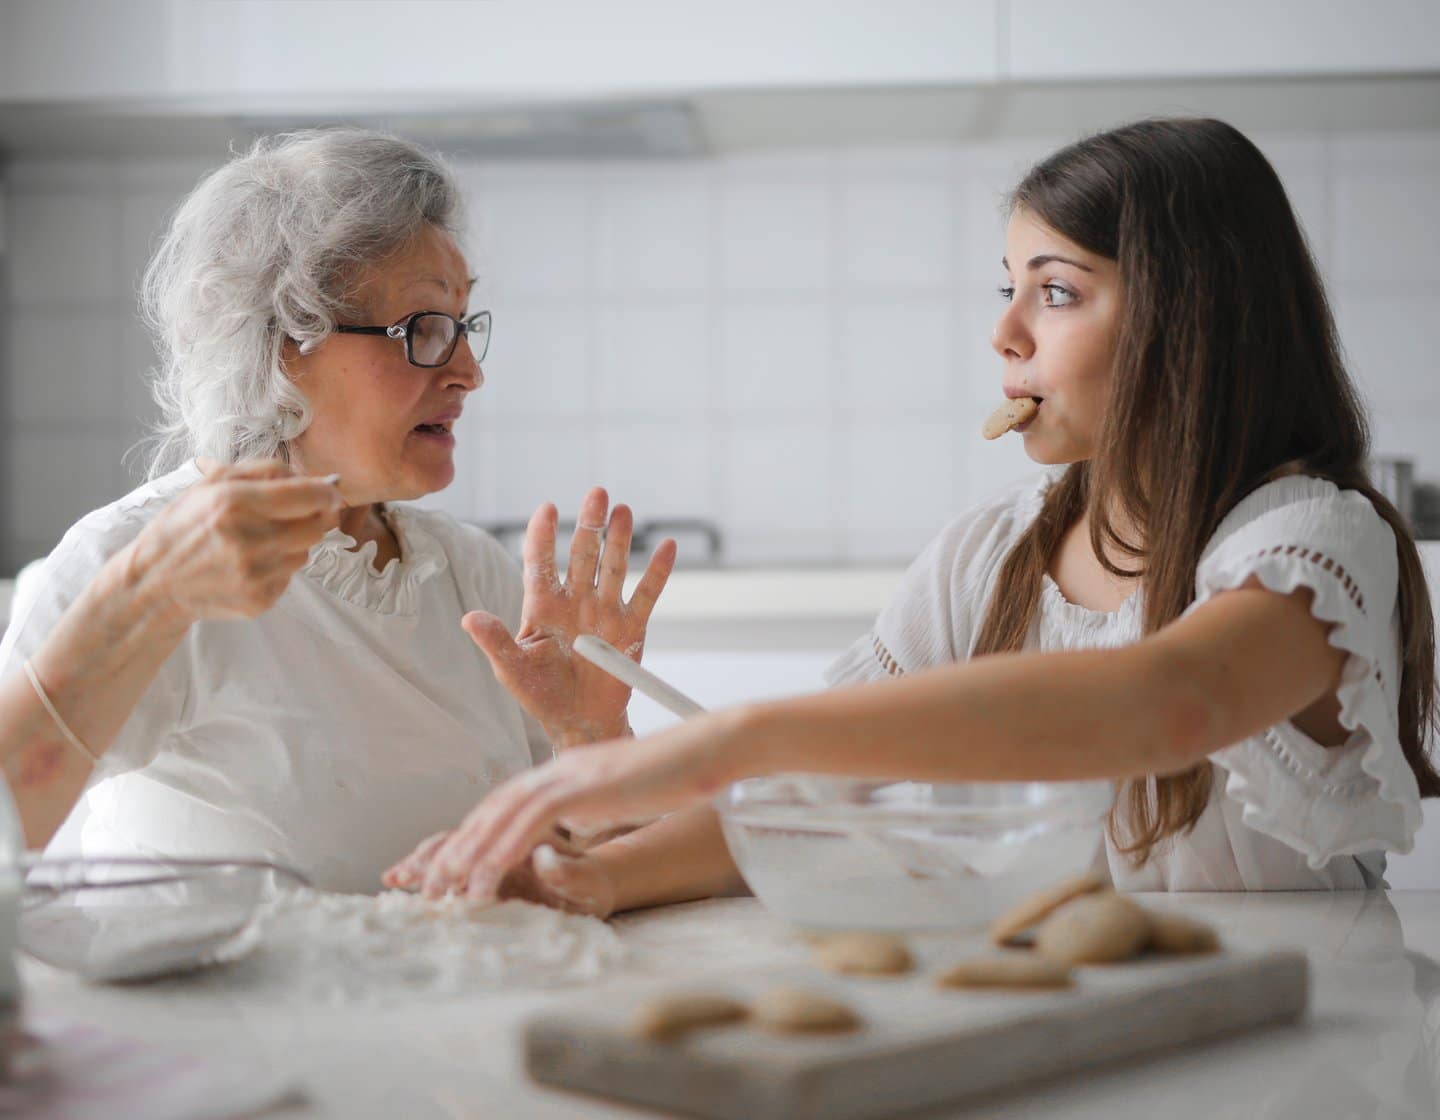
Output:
[1035,892,1151,965]
[990,872,1108,947]
[1145,910,1221,955]
[813,932,913,976]
[631,993,748,1042]
[936,954,1073,990]
[751,986,861,1034]
[981,396,1040,440]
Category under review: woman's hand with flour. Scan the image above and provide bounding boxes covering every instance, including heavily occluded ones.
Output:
[389,709,752,900]
[124,459,344,624]
[383,824,620,917]
[463,487,676,748]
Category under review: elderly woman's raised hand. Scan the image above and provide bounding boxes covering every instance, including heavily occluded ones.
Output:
[124,460,344,624]
[463,487,676,748]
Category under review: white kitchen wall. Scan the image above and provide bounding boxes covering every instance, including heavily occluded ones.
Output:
[3,128,1439,573]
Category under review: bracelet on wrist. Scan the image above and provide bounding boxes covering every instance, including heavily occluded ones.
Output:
[23,659,99,766]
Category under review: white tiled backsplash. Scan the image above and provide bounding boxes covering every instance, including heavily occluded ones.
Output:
[3,130,1439,573]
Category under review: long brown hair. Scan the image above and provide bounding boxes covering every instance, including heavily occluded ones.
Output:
[972,118,1439,864]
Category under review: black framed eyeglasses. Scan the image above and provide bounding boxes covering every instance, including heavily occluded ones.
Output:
[334,309,491,368]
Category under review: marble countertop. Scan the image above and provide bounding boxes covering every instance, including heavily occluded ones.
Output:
[629,567,902,620]
[14,890,1440,1118]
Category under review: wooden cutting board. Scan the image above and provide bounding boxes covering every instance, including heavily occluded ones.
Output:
[524,948,1307,1120]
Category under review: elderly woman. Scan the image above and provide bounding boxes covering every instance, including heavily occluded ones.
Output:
[0,129,674,893]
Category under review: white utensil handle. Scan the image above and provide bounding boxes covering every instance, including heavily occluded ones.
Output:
[572,635,707,719]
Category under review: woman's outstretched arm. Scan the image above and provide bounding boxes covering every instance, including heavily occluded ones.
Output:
[749,582,1345,785]
[403,581,1346,898]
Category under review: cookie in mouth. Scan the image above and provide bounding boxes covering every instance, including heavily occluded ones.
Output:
[981,396,1041,440]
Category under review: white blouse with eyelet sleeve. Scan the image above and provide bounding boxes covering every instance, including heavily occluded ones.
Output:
[826,469,1423,891]
[0,461,552,894]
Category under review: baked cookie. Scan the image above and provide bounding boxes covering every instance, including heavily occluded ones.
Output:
[989,872,1108,947]
[813,932,913,976]
[632,993,748,1042]
[936,954,1073,990]
[1034,892,1150,965]
[751,986,861,1034]
[1144,909,1221,955]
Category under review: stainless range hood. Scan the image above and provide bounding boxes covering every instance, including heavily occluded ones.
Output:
[237,100,705,160]
[2,74,1438,161]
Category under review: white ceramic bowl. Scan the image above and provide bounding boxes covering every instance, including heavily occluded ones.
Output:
[716,776,1114,931]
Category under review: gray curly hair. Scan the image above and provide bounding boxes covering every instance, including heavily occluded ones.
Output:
[140,128,466,477]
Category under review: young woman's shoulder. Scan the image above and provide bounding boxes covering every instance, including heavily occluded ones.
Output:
[1192,471,1419,871]
[825,468,1061,685]
[1200,472,1397,607]
[923,466,1062,578]
[1212,468,1389,534]
[885,465,1059,630]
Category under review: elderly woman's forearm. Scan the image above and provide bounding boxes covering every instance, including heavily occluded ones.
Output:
[1,544,191,845]
[0,672,94,846]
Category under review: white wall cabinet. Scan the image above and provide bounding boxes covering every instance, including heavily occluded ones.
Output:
[1006,0,1440,82]
[0,0,997,106]
[4,0,1436,110]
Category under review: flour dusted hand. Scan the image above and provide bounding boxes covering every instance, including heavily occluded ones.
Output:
[499,842,619,919]
[383,825,618,918]
[406,711,745,901]
[123,459,343,624]
[463,487,677,748]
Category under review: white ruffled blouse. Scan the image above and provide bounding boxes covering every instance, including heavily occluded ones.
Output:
[827,469,1422,890]
[0,462,551,893]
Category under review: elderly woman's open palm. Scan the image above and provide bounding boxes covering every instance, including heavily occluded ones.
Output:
[463,487,676,748]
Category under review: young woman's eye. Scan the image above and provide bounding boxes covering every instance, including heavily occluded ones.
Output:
[1042,283,1076,307]
[997,285,1015,303]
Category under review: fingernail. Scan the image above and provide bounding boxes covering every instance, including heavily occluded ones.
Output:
[322,473,341,486]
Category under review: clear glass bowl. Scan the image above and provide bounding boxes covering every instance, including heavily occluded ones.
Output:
[716,776,1114,931]
[19,858,307,982]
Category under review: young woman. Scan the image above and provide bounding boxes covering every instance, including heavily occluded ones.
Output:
[388,117,1438,906]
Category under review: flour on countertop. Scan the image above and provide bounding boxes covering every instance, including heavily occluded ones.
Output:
[244,888,625,1005]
